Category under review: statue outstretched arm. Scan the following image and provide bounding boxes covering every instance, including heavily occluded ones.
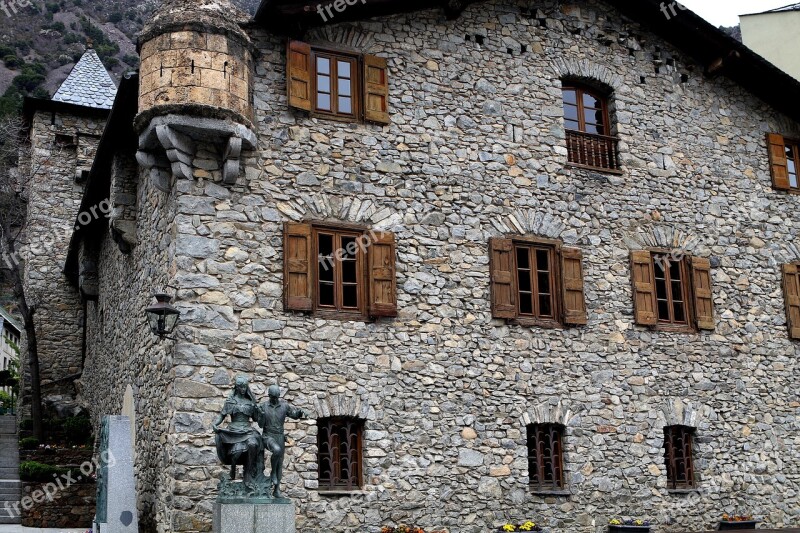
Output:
[287,405,308,420]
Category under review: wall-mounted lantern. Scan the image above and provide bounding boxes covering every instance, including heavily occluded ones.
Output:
[145,293,180,338]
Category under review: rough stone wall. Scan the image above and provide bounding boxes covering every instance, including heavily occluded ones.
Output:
[139,31,253,123]
[78,154,178,533]
[22,110,105,394]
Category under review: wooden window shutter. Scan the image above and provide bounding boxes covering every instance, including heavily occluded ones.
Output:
[782,263,800,340]
[367,231,398,317]
[767,133,790,190]
[283,222,313,312]
[630,250,657,326]
[287,40,312,112]
[690,257,714,330]
[363,55,390,124]
[489,238,517,319]
[560,247,588,325]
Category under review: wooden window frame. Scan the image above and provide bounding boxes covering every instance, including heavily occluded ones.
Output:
[513,241,561,328]
[664,425,695,490]
[527,423,565,492]
[312,223,368,321]
[310,47,361,122]
[786,138,800,192]
[651,252,695,332]
[317,416,364,492]
[562,83,621,173]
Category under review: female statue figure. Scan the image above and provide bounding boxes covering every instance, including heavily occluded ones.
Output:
[212,375,266,488]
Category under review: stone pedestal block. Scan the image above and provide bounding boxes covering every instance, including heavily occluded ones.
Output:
[213,501,295,533]
[93,416,138,533]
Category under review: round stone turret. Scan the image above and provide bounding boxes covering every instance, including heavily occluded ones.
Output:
[136,0,254,130]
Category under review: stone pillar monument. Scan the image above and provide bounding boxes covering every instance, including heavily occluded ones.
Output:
[93,415,138,533]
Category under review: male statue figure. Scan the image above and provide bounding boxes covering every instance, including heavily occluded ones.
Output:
[259,384,308,498]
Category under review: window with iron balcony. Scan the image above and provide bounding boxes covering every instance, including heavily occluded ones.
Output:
[562,84,621,172]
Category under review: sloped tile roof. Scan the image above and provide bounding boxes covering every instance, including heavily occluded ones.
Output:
[765,2,800,12]
[52,48,117,110]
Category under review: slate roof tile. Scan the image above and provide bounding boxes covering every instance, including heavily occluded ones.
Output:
[52,48,117,110]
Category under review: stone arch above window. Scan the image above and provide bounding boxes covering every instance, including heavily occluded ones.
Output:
[277,194,401,231]
[551,59,623,92]
[519,399,581,428]
[306,24,376,54]
[657,398,715,431]
[491,210,570,242]
[311,393,373,421]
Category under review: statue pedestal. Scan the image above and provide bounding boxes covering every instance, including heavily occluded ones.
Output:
[213,501,295,533]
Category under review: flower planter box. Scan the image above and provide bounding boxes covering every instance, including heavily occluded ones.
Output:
[609,526,651,533]
[718,521,758,530]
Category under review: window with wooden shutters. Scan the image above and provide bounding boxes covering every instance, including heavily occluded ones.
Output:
[767,133,800,192]
[287,41,390,125]
[782,263,800,340]
[664,425,695,489]
[527,424,565,491]
[489,237,587,327]
[284,222,397,320]
[318,417,364,491]
[630,251,714,332]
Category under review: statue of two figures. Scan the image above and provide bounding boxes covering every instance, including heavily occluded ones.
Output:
[213,376,308,502]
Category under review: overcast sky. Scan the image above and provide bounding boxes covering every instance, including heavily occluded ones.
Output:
[677,0,794,26]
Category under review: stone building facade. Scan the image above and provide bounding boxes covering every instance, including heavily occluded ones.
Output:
[22,0,800,532]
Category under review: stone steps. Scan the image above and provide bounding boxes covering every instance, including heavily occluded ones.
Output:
[0,417,21,525]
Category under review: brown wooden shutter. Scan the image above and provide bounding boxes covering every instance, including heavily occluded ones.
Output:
[287,40,312,112]
[363,55,390,124]
[367,231,398,317]
[630,250,657,326]
[782,263,800,339]
[560,247,588,326]
[767,133,790,190]
[690,257,714,330]
[283,222,313,312]
[489,238,517,319]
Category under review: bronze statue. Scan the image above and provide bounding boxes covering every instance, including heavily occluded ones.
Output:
[258,384,308,498]
[212,375,267,490]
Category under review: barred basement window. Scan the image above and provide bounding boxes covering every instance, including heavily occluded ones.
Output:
[526,423,565,491]
[664,425,695,489]
[317,417,364,491]
[562,84,620,172]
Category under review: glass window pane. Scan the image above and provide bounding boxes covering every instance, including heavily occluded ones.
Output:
[583,92,603,109]
[338,78,351,96]
[338,96,352,114]
[317,57,330,75]
[673,301,686,323]
[669,260,682,281]
[565,119,580,131]
[791,174,799,189]
[563,104,578,122]
[342,260,357,284]
[319,283,335,306]
[519,294,533,315]
[537,272,550,294]
[539,294,552,317]
[562,89,577,105]
[584,123,601,135]
[535,250,550,272]
[516,247,530,269]
[657,299,670,320]
[338,60,351,78]
[317,75,330,93]
[585,109,604,127]
[318,234,333,256]
[342,285,358,308]
[317,93,331,111]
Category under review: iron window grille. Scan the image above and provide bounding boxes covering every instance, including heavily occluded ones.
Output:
[664,425,695,489]
[318,417,364,491]
[526,423,565,491]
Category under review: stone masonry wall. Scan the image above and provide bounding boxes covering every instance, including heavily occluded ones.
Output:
[22,110,105,396]
[78,153,178,533]
[89,0,800,532]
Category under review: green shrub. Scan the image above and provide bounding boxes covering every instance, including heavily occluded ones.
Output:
[19,461,66,482]
[64,415,92,445]
[19,437,39,450]
[108,12,122,23]
[0,391,12,409]
[3,55,22,69]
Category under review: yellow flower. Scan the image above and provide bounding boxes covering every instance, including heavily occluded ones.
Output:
[609,519,622,525]
[634,520,644,526]
[520,522,536,531]
[502,525,516,532]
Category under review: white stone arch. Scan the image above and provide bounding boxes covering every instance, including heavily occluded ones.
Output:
[311,393,373,421]
[657,398,716,431]
[551,58,624,93]
[306,24,376,54]
[489,209,586,245]
[621,221,707,256]
[519,399,581,429]
[274,194,403,231]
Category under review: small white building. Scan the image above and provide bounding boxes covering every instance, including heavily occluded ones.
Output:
[0,307,21,394]
[741,3,800,81]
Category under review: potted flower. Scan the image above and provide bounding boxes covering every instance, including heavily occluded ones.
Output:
[608,519,651,533]
[719,514,757,530]
[497,522,543,532]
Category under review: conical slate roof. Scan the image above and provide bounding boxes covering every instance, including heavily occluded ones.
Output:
[52,48,117,110]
